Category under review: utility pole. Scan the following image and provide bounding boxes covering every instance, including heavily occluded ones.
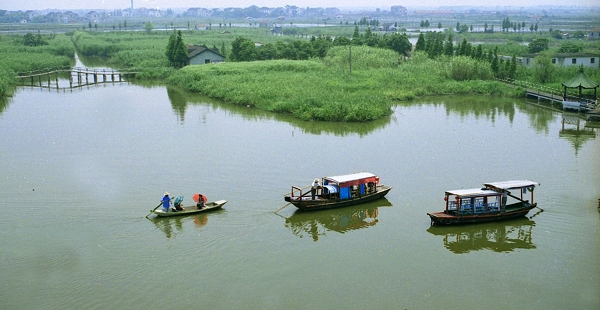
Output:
[349,45,352,75]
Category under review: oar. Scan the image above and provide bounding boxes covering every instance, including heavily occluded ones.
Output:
[274,202,291,213]
[145,202,163,218]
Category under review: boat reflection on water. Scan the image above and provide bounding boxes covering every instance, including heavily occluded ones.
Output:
[282,198,392,241]
[149,212,221,239]
[426,217,537,254]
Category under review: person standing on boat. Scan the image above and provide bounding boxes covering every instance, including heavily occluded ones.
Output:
[162,192,171,212]
[311,178,321,200]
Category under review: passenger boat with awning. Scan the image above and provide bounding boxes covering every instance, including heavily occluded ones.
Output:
[284,172,392,211]
[427,180,540,225]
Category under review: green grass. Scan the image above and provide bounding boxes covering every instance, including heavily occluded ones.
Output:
[0,33,74,97]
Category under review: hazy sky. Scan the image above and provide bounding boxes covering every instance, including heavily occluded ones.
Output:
[1,0,597,11]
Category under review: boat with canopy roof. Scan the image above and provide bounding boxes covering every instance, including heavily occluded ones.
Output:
[427,180,540,225]
[284,172,392,211]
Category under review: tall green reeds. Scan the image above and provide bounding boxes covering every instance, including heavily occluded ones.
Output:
[0,33,74,96]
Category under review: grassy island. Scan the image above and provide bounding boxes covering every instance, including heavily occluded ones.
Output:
[169,46,520,121]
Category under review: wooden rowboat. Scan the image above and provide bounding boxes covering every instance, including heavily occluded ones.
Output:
[152,200,227,217]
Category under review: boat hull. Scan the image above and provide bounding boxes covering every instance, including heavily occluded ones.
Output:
[285,186,392,211]
[153,200,227,217]
[427,203,536,225]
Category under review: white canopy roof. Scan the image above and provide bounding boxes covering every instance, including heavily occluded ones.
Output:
[446,188,500,197]
[324,172,377,183]
[484,180,539,190]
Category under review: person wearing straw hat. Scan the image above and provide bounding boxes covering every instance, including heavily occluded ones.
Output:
[161,192,172,212]
[311,178,321,200]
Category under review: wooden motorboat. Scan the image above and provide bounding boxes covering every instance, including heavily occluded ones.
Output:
[284,172,392,211]
[152,200,227,217]
[427,180,540,225]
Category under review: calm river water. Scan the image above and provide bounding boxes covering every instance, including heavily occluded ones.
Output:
[1,71,599,309]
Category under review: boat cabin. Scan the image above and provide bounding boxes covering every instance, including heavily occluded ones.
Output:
[320,172,380,200]
[444,188,501,215]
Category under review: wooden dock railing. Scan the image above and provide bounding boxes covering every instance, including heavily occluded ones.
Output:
[16,67,139,89]
[497,78,598,106]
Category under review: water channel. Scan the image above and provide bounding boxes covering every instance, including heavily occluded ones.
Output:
[0,59,599,309]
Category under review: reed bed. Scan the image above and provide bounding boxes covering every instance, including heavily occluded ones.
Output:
[0,34,74,96]
[169,45,522,122]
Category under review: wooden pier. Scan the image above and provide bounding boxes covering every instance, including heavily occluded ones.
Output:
[525,88,563,104]
[499,78,597,111]
[16,67,139,89]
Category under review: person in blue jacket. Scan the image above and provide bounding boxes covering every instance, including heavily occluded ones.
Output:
[162,192,171,212]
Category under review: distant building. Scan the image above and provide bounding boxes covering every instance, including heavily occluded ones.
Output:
[185,8,200,17]
[589,28,600,40]
[86,11,101,23]
[63,11,79,23]
[522,53,599,69]
[390,6,407,16]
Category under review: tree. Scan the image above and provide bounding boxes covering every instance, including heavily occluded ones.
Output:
[230,36,257,61]
[173,31,188,67]
[533,52,555,84]
[491,47,499,75]
[415,33,426,52]
[386,32,412,57]
[352,25,361,44]
[443,34,454,56]
[508,55,517,79]
[528,38,549,53]
[558,42,583,53]
[23,32,47,46]
[333,36,351,46]
[144,21,153,34]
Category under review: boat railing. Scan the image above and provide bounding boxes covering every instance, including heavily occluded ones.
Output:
[291,186,303,198]
[453,201,500,214]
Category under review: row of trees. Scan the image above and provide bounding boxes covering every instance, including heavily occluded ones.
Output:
[414,32,518,79]
[228,26,412,62]
[502,17,538,32]
[417,17,539,34]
